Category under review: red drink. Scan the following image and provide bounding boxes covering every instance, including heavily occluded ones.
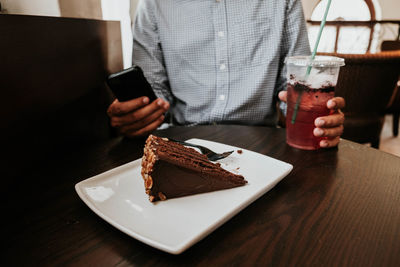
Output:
[285,56,344,150]
[286,82,334,150]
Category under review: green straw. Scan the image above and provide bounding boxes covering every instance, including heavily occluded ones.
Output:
[291,0,333,124]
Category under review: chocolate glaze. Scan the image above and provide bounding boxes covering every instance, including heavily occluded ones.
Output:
[142,135,247,202]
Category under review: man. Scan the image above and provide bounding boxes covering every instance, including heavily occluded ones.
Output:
[107,0,345,148]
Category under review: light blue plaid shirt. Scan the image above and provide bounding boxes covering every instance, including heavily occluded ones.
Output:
[132,0,310,126]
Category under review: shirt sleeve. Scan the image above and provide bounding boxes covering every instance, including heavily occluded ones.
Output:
[131,0,174,104]
[275,0,311,96]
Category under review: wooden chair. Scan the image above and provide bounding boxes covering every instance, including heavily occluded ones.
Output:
[382,40,400,52]
[319,51,400,148]
[0,14,123,179]
[381,40,400,136]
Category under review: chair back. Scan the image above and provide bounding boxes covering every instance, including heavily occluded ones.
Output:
[0,14,123,178]
[381,41,400,110]
[381,40,400,136]
[381,40,400,52]
[319,51,400,147]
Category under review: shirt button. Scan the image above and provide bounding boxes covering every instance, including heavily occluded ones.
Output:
[218,31,225,37]
[219,95,226,101]
[219,64,226,70]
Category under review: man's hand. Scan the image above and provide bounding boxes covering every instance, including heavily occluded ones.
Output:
[278,91,345,148]
[107,96,170,137]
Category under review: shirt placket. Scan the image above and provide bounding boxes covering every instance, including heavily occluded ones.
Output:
[211,0,229,122]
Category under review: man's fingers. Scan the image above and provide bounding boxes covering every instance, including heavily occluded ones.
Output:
[314,125,344,138]
[123,115,165,137]
[278,91,287,102]
[327,97,345,110]
[319,136,340,148]
[119,108,166,132]
[315,111,344,128]
[111,99,169,127]
[108,97,150,116]
[107,99,118,116]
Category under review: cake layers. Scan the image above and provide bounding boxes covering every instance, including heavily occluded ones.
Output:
[141,135,247,202]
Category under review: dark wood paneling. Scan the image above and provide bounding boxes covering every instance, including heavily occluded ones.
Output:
[0,14,123,178]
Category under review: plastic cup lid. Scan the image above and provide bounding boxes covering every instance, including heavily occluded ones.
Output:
[286,55,345,67]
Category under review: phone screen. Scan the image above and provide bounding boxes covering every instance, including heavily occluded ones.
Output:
[107,66,157,102]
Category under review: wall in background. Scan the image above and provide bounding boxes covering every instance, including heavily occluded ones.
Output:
[0,0,104,19]
[2,0,398,66]
[381,0,400,19]
[58,0,102,19]
[301,0,319,19]
[101,0,132,68]
[130,0,139,21]
[0,0,60,16]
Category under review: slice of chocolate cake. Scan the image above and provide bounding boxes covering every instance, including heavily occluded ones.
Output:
[141,135,247,202]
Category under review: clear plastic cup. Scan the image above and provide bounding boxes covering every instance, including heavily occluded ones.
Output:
[285,56,345,150]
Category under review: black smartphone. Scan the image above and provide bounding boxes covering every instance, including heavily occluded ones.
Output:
[106,65,157,102]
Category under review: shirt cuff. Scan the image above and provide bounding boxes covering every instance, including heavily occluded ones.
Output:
[279,101,287,117]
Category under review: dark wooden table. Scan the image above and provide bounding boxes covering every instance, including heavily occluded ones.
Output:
[3,125,400,266]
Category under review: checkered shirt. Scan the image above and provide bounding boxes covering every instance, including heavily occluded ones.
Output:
[132,0,310,126]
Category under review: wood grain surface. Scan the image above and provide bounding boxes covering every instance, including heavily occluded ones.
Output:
[3,125,400,266]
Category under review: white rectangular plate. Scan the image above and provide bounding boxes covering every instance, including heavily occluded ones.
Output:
[75,139,292,254]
